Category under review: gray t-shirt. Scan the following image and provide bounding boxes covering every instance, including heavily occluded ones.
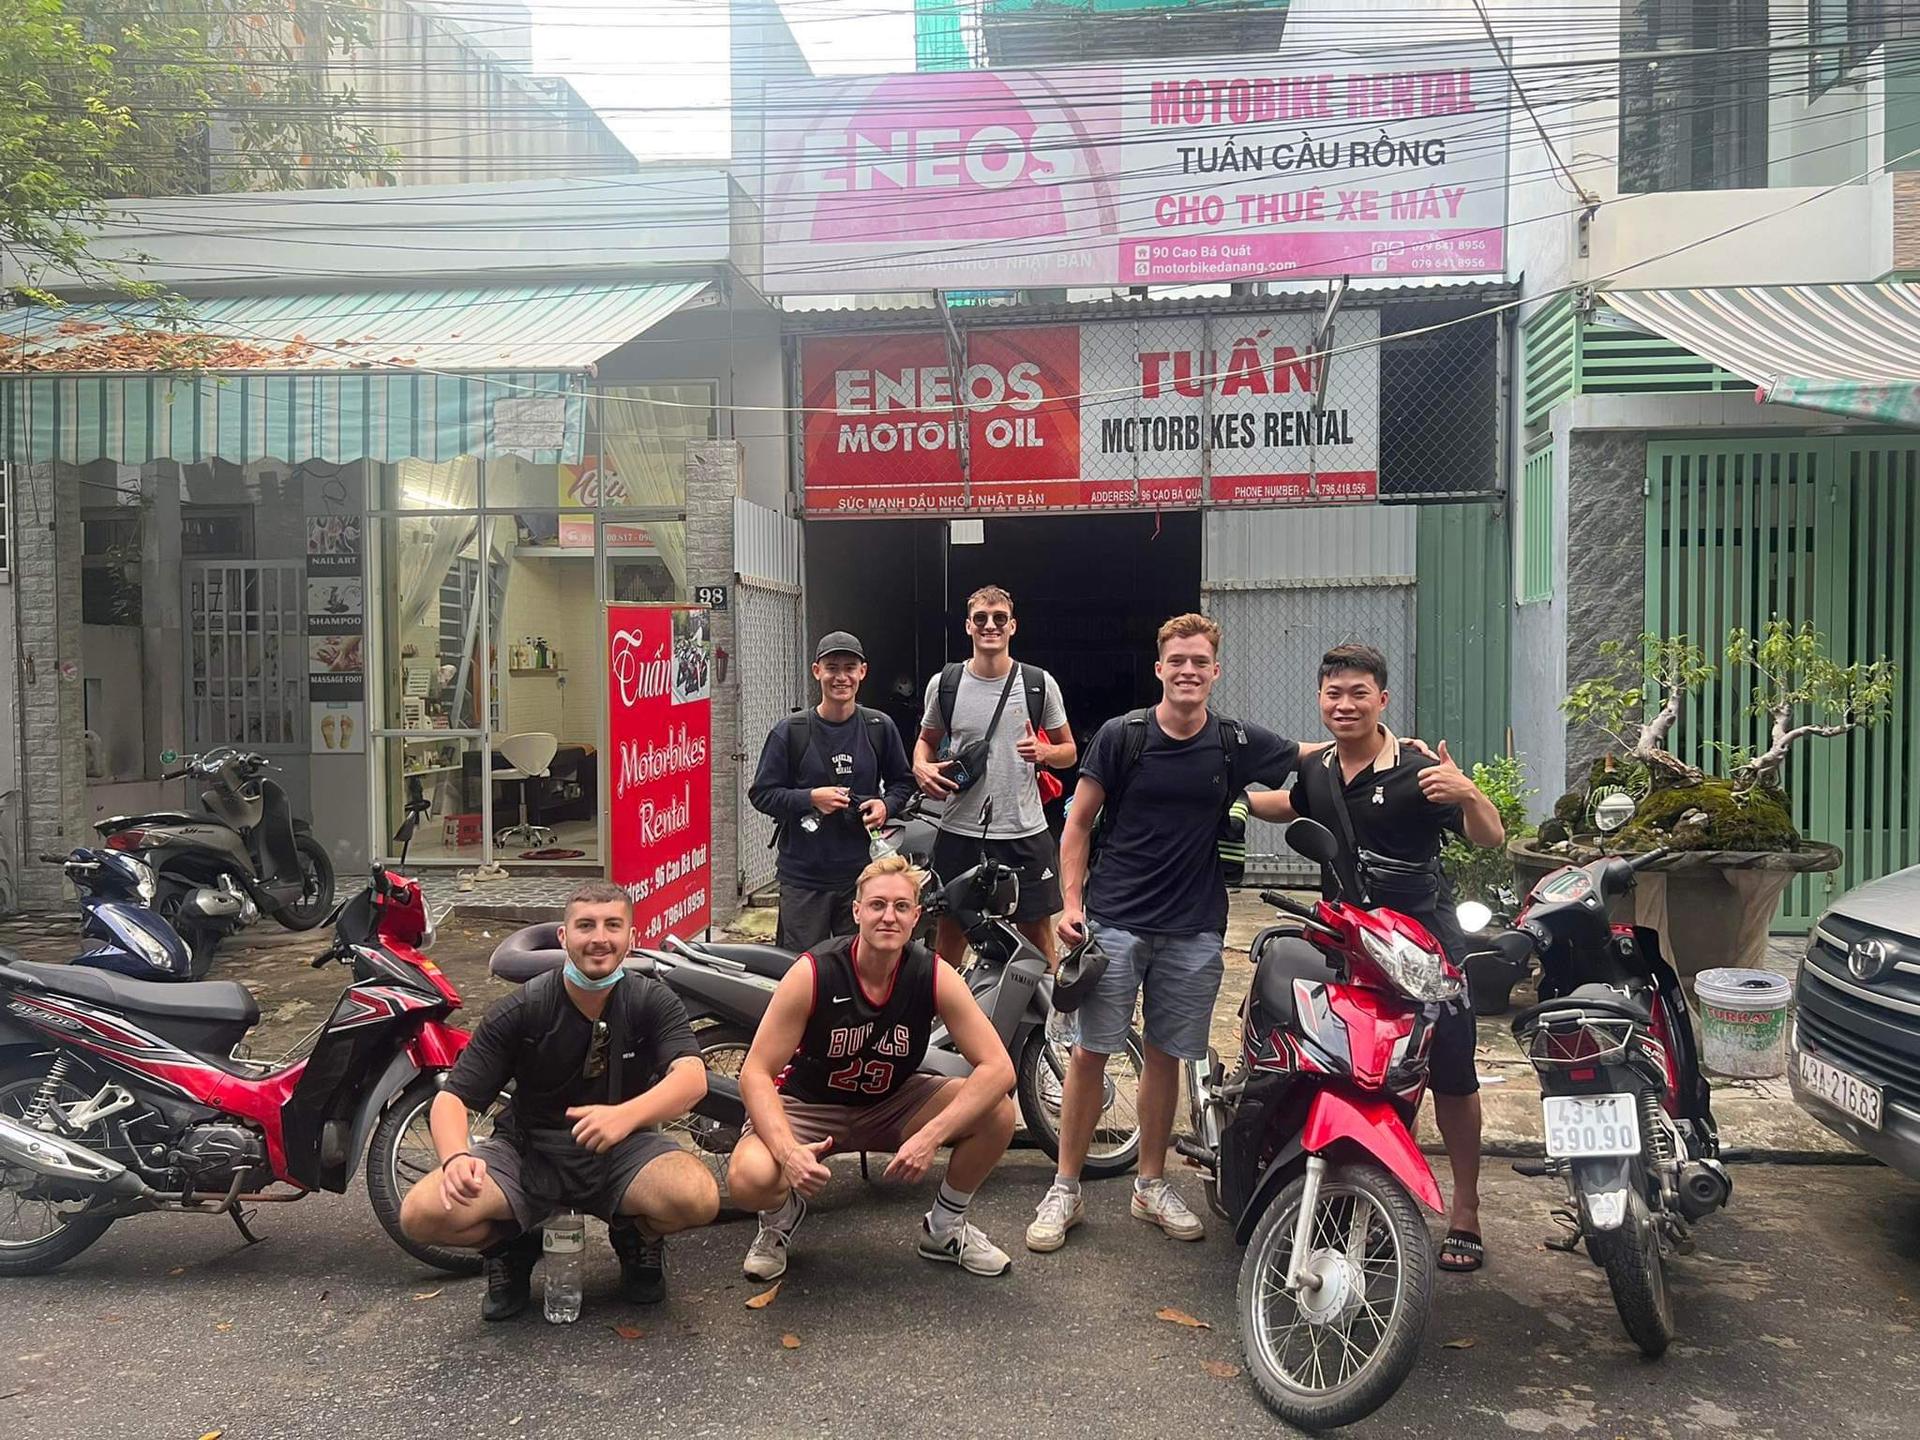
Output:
[920,661,1068,839]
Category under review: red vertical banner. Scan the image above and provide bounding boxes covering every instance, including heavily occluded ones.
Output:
[607,605,713,948]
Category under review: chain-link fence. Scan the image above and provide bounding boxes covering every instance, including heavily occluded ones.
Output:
[794,295,1503,517]
[734,577,805,897]
[1205,578,1416,884]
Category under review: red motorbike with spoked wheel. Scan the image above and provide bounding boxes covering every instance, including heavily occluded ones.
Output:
[0,805,482,1276]
[1180,819,1459,1431]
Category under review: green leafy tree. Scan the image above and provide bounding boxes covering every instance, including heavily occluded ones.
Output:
[3,0,391,284]
[1439,753,1535,907]
[1560,633,1715,785]
[1727,620,1899,790]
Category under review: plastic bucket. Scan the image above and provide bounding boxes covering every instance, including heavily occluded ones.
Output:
[1693,968,1793,1079]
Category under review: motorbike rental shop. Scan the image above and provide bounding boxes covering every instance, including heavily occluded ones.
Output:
[794,287,1512,864]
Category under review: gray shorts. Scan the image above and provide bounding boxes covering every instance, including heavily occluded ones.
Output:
[474,1129,680,1232]
[1069,923,1224,1063]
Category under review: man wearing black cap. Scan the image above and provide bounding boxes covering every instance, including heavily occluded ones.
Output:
[750,631,917,951]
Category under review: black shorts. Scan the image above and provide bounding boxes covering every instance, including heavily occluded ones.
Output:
[777,881,857,952]
[474,1130,680,1232]
[931,828,1062,924]
[1427,1002,1480,1098]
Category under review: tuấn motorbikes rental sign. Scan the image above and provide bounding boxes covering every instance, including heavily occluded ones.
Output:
[800,310,1380,515]
[607,606,713,947]
[758,41,1507,293]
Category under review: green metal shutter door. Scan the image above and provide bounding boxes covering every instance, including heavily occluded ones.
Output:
[1645,438,1920,932]
[1414,502,1512,769]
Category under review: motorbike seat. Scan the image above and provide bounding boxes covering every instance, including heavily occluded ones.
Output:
[694,941,801,981]
[1514,983,1650,1033]
[3,959,260,1031]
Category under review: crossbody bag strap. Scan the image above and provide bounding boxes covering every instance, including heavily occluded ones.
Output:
[980,664,1020,747]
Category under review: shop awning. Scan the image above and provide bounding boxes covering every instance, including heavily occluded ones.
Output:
[0,278,710,466]
[1601,282,1920,426]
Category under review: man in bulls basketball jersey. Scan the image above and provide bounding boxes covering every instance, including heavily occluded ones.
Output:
[729,854,1018,1279]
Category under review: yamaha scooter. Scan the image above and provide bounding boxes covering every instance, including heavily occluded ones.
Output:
[94,747,334,964]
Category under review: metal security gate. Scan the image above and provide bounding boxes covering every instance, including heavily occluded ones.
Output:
[1202,506,1418,884]
[1646,439,1920,931]
[185,560,305,752]
[734,579,803,896]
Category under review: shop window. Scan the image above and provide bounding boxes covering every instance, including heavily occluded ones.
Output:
[181,504,254,559]
[590,383,717,512]
[1619,0,1769,193]
[1811,0,1885,97]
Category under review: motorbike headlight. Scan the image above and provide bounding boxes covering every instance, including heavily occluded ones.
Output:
[123,921,178,974]
[1360,927,1462,1003]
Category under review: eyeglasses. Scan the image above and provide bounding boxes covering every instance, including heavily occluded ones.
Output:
[582,1019,610,1080]
[969,610,1012,630]
[858,898,920,917]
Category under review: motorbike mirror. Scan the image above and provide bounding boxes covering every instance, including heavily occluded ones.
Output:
[1593,790,1638,833]
[1283,818,1341,867]
[1455,900,1493,934]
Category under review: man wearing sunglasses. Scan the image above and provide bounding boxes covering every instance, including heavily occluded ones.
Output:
[729,854,1019,1281]
[401,883,719,1321]
[914,585,1075,968]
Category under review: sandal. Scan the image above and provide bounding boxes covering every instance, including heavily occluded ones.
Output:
[1439,1230,1484,1273]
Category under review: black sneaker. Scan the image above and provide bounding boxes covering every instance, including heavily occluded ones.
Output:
[480,1230,540,1322]
[609,1223,667,1305]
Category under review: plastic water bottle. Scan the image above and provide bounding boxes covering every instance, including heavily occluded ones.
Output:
[868,826,899,861]
[542,1211,584,1324]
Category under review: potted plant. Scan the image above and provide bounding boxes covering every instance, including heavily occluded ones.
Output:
[1513,622,1894,978]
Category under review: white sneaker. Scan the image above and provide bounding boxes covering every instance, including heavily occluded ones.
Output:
[918,1218,1013,1277]
[743,1194,806,1280]
[1025,1182,1085,1253]
[1131,1179,1205,1241]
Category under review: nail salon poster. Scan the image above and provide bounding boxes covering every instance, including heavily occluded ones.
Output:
[305,469,366,754]
[607,605,712,947]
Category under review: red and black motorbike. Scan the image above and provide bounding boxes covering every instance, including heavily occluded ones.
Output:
[0,807,479,1277]
[1181,819,1458,1432]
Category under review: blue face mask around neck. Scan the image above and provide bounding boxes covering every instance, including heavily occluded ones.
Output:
[564,958,625,991]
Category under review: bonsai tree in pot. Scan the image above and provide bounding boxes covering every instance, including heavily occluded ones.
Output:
[1524,621,1896,976]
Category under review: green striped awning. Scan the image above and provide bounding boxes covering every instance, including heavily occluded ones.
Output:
[1600,282,1920,426]
[0,279,711,466]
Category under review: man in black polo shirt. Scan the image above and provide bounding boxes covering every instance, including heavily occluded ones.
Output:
[750,631,916,950]
[400,883,719,1320]
[1250,643,1505,1274]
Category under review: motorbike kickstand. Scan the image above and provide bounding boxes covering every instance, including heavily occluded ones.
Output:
[859,1151,871,1181]
[1543,1206,1582,1253]
[230,1206,263,1246]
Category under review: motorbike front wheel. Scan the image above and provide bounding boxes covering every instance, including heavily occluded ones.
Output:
[1015,1026,1144,1181]
[365,1080,497,1275]
[1237,1160,1434,1432]
[1589,1188,1674,1357]
[275,835,335,931]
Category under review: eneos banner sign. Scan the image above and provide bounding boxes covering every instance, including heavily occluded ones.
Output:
[607,606,713,947]
[760,42,1507,293]
[801,310,1380,515]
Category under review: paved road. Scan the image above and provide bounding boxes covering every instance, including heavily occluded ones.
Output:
[4,1158,1918,1440]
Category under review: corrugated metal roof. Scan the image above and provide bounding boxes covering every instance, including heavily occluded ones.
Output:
[0,279,712,374]
[779,279,1518,332]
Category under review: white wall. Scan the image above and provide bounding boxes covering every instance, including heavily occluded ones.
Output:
[596,298,790,512]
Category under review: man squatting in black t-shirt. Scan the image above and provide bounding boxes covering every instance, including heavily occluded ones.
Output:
[728,854,1019,1281]
[401,882,719,1321]
[1248,643,1506,1274]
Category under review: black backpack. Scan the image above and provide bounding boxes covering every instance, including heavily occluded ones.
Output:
[937,661,1048,739]
[1091,708,1247,878]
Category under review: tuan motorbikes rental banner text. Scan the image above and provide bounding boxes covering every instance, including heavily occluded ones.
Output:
[760,41,1507,293]
[607,606,713,948]
[801,310,1380,515]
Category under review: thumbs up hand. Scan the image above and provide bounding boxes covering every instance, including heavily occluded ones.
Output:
[1016,719,1045,765]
